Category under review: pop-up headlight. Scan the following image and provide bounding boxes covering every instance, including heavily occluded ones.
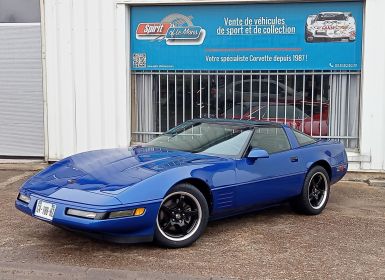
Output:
[17,193,31,204]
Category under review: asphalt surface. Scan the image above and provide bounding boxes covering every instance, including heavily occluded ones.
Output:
[1,169,385,279]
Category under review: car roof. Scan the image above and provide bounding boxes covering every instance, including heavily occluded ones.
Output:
[319,12,344,15]
[189,118,285,128]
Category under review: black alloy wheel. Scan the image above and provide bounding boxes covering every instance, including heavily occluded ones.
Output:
[290,165,330,215]
[308,172,328,210]
[155,183,209,248]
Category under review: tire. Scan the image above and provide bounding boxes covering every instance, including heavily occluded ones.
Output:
[290,166,330,215]
[154,183,209,248]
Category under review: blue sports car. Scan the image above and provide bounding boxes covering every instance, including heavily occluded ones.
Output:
[16,119,347,248]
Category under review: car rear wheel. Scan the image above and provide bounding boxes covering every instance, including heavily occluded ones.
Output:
[155,183,209,248]
[290,166,330,215]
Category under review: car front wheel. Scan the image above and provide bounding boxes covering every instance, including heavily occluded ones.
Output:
[290,166,330,215]
[155,183,209,248]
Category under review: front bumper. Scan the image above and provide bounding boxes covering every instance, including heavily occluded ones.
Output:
[314,34,351,39]
[15,192,161,243]
[307,30,355,42]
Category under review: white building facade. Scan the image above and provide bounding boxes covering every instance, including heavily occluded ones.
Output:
[37,0,385,172]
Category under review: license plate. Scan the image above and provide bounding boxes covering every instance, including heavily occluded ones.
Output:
[35,200,56,221]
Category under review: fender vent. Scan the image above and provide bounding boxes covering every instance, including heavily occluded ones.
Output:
[215,191,234,209]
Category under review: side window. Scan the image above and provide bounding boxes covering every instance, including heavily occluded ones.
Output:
[252,106,267,119]
[266,105,286,119]
[273,105,307,119]
[285,106,295,119]
[292,128,317,146]
[268,106,276,119]
[249,127,291,154]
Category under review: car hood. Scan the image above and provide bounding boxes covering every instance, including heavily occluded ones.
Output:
[22,146,221,197]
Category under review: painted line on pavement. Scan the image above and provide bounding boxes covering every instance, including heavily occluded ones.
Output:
[0,171,34,189]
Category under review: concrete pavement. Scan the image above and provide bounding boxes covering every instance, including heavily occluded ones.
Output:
[1,169,385,279]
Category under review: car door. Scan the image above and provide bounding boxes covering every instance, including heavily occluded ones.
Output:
[234,126,306,210]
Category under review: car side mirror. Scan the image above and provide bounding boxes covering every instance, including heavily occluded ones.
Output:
[247,148,269,159]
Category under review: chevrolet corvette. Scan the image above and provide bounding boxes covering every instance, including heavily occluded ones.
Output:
[15,119,347,248]
[305,12,356,43]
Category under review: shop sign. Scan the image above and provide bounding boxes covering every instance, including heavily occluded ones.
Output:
[130,1,362,70]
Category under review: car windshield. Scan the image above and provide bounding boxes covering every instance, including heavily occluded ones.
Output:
[317,13,346,21]
[252,105,309,119]
[146,122,253,157]
[226,104,249,116]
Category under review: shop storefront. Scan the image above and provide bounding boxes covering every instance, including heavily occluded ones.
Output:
[38,0,385,172]
[129,2,362,154]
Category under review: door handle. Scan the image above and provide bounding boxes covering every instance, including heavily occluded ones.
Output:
[290,156,298,162]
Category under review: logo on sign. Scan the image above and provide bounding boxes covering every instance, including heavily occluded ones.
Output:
[136,13,206,45]
[136,23,171,38]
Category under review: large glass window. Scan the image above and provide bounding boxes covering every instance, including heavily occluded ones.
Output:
[132,70,360,150]
[0,0,40,23]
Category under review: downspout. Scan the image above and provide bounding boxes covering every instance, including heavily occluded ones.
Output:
[40,0,49,162]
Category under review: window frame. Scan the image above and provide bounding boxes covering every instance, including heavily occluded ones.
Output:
[291,128,319,147]
[242,125,292,157]
[132,70,361,150]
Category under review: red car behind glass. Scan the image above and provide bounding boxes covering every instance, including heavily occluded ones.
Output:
[223,102,329,136]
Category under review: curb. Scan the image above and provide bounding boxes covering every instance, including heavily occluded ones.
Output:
[0,163,48,172]
[0,261,230,280]
[367,179,385,188]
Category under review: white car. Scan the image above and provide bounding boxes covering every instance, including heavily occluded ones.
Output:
[305,12,356,43]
